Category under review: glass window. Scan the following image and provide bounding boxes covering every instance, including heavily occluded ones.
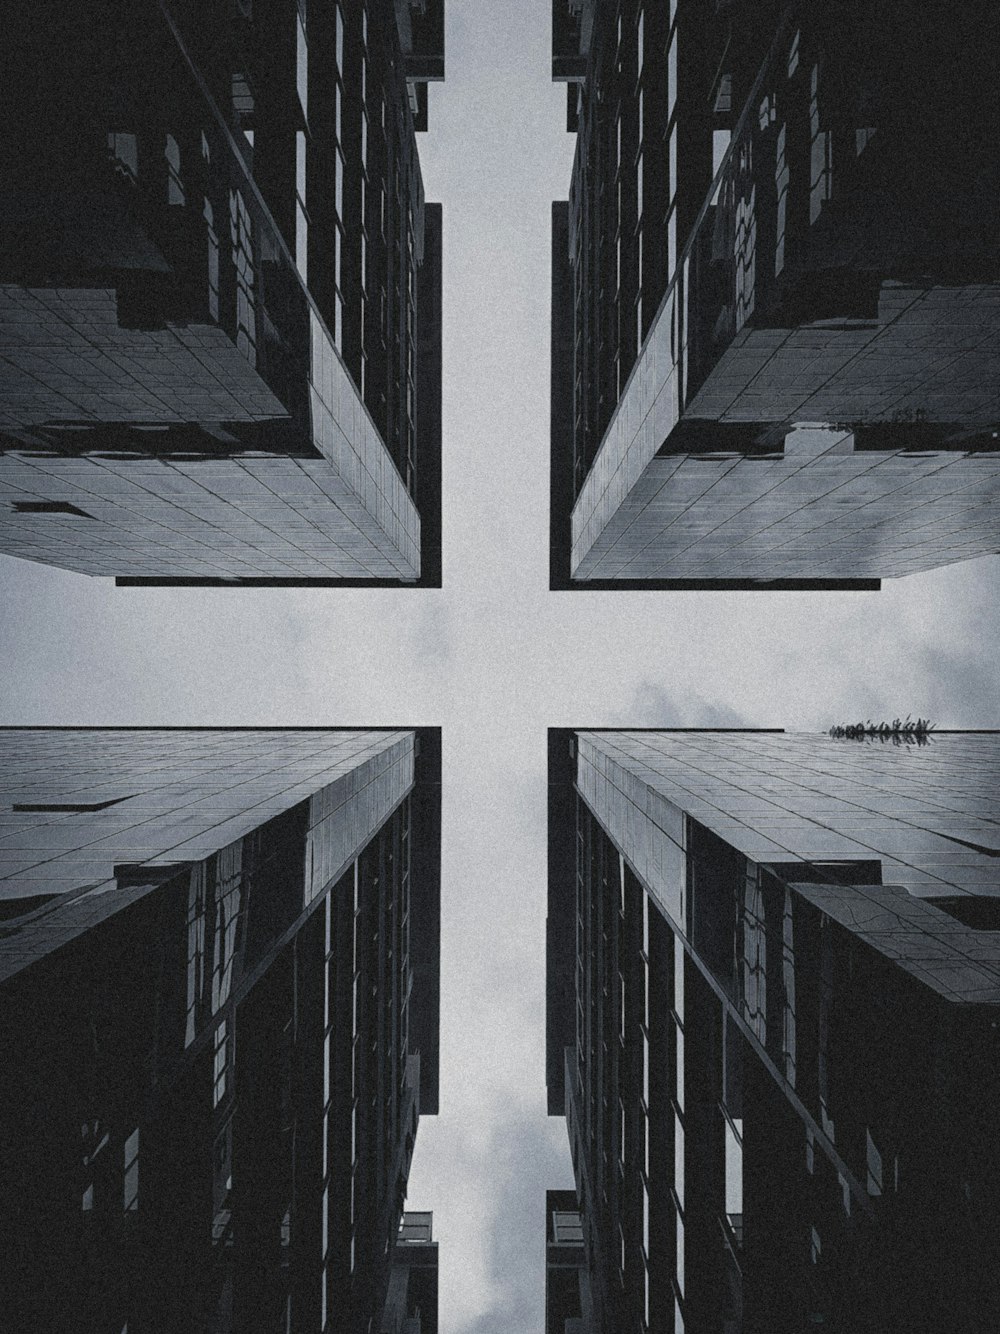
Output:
[788,29,800,78]
[668,33,678,119]
[296,13,308,120]
[204,198,220,322]
[712,130,731,180]
[675,1021,684,1111]
[866,1128,883,1196]
[213,1021,228,1106]
[725,1118,743,1219]
[673,933,684,1021]
[164,134,184,205]
[108,132,139,184]
[674,1111,684,1208]
[296,131,307,205]
[552,1210,584,1244]
[296,204,308,283]
[123,1129,139,1213]
[676,1210,685,1294]
[186,865,206,1048]
[839,1171,852,1216]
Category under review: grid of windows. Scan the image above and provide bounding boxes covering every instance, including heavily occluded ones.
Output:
[559,728,1000,1330]
[1,0,439,583]
[0,728,437,1334]
[555,1,1000,584]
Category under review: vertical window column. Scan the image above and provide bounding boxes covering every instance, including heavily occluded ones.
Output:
[635,6,645,356]
[672,931,686,1324]
[332,1,346,349]
[359,3,370,401]
[123,1129,140,1215]
[350,860,361,1275]
[295,2,310,282]
[320,889,335,1331]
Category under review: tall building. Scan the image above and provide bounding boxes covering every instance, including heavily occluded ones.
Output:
[548,728,1000,1331]
[380,1211,439,1334]
[0,727,441,1333]
[551,0,1000,588]
[0,0,443,585]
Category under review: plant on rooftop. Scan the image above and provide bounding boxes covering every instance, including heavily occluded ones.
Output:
[828,717,935,742]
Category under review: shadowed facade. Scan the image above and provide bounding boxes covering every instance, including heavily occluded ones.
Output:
[0,0,443,584]
[551,0,1000,587]
[0,727,441,1333]
[548,728,1000,1331]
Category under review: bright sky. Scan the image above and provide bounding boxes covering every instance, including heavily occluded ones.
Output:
[1,2,999,1330]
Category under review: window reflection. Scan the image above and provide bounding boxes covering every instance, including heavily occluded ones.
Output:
[123,1129,139,1214]
[212,841,243,1013]
[229,188,257,362]
[107,131,139,185]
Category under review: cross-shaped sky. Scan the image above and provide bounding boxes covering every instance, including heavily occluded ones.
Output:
[1,2,998,1329]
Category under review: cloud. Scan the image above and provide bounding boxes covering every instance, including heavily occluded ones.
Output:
[625,681,752,728]
[441,1108,573,1334]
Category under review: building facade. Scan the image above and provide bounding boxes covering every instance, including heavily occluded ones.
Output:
[0,727,441,1333]
[548,728,1000,1331]
[0,0,443,584]
[551,0,1000,587]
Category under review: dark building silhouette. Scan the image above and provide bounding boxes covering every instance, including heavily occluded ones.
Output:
[0,0,443,585]
[551,1,1000,588]
[0,727,441,1333]
[380,1211,439,1334]
[548,728,1000,1331]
